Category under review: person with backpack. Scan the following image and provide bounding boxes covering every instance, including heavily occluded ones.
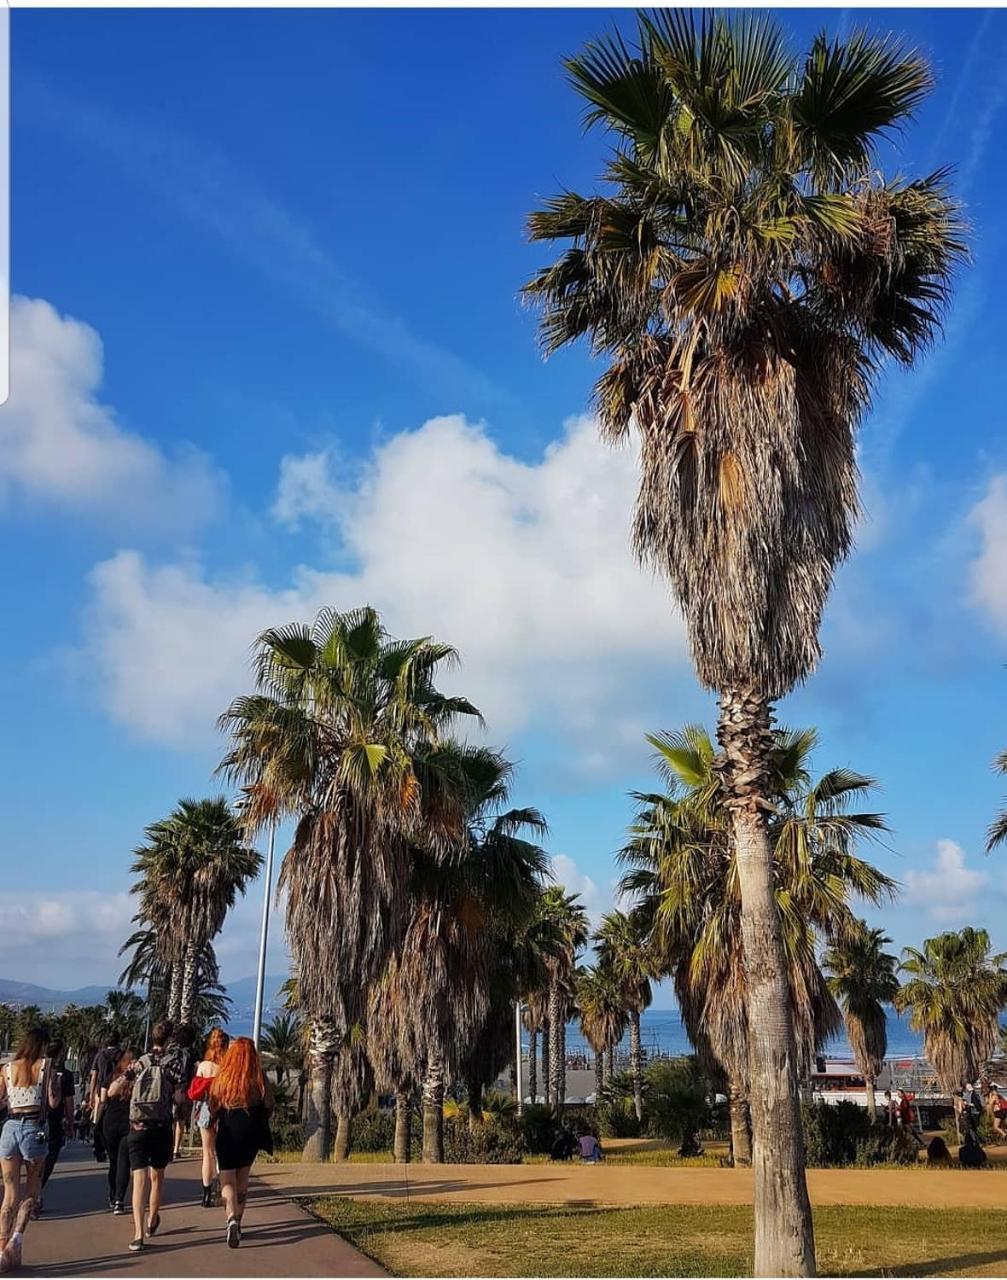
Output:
[124,1020,179,1253]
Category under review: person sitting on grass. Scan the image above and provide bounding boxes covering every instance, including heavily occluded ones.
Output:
[549,1126,576,1161]
[578,1131,603,1163]
[926,1136,951,1167]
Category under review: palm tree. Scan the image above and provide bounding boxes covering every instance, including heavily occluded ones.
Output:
[895,929,1007,1102]
[219,605,482,1159]
[130,798,261,1024]
[261,1013,304,1084]
[373,745,550,1162]
[577,965,628,1096]
[620,724,893,1168]
[824,925,899,1122]
[537,887,589,1111]
[987,749,1007,852]
[332,1024,373,1162]
[524,11,964,1272]
[596,910,654,1120]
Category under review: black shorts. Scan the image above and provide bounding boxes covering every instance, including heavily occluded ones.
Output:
[128,1123,172,1171]
[173,1098,193,1125]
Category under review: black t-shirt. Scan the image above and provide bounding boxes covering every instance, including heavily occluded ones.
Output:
[48,1068,75,1123]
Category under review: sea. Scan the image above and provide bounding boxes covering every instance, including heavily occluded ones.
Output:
[226,1005,926,1061]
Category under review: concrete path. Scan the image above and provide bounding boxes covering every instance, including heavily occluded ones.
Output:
[21,1144,385,1277]
[258,1156,1007,1210]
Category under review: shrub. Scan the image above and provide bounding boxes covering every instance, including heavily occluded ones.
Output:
[442,1115,524,1164]
[643,1058,712,1150]
[596,1100,642,1138]
[518,1103,563,1155]
[802,1100,892,1167]
[350,1106,400,1153]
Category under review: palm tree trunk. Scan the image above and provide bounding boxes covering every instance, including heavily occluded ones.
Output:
[178,939,198,1026]
[629,1009,644,1122]
[302,1019,337,1161]
[605,1046,614,1082]
[541,1018,551,1107]
[594,1052,604,1097]
[394,1091,411,1163]
[729,1081,752,1167]
[422,1055,445,1164]
[720,689,816,1278]
[333,1114,352,1162]
[865,1075,877,1125]
[528,1028,538,1104]
[168,960,183,1024]
[548,982,565,1111]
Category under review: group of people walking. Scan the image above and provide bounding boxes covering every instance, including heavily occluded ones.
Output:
[0,1020,273,1270]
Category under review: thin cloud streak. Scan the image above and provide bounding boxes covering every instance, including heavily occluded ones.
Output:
[24,80,508,409]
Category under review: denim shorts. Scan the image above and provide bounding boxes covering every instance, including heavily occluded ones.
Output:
[195,1101,213,1130]
[0,1116,50,1162]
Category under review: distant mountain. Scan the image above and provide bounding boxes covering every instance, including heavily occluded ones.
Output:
[0,979,114,1011]
[221,974,289,1015]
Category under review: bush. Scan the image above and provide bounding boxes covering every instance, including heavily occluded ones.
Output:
[351,1106,401,1154]
[596,1100,642,1138]
[643,1058,712,1150]
[802,1100,892,1167]
[443,1115,524,1163]
[518,1103,563,1155]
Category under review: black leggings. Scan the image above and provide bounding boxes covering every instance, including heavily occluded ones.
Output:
[102,1117,131,1204]
[41,1120,64,1188]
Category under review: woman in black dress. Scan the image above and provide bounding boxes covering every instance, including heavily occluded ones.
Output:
[102,1048,136,1215]
[208,1038,272,1249]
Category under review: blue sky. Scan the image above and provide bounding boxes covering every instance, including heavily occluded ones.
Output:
[4,7,1007,1001]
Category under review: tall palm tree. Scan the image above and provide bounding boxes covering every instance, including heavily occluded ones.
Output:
[525,11,964,1272]
[332,1024,374,1162]
[523,989,550,1106]
[895,929,1007,1099]
[620,724,892,1167]
[219,605,481,1159]
[374,746,549,1162]
[130,798,261,1024]
[595,910,654,1120]
[537,887,589,1111]
[577,965,628,1096]
[824,924,899,1122]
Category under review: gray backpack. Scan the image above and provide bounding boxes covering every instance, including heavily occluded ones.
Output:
[129,1052,173,1125]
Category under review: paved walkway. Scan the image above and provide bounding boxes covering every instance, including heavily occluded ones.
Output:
[258,1156,1007,1210]
[21,1144,385,1277]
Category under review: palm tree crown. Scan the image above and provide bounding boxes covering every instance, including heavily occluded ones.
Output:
[824,923,899,1120]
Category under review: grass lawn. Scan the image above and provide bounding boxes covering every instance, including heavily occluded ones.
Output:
[308,1197,1007,1277]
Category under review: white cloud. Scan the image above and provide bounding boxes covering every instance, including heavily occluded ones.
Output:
[904,839,988,925]
[0,296,224,532]
[0,890,134,988]
[551,854,606,928]
[80,413,691,757]
[969,474,1007,632]
[271,450,343,529]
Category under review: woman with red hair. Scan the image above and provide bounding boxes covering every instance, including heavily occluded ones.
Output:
[189,1028,230,1208]
[208,1038,273,1248]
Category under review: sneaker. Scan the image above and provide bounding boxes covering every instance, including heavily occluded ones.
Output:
[113,1202,125,1216]
[128,1239,144,1253]
[1,1234,22,1273]
[108,1196,116,1211]
[226,1218,240,1249]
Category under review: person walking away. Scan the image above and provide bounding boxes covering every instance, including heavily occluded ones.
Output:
[189,1029,229,1207]
[166,1026,197,1161]
[102,1049,136,1214]
[0,1027,61,1270]
[208,1038,273,1248]
[125,1021,180,1253]
[36,1042,74,1215]
[88,1043,119,1164]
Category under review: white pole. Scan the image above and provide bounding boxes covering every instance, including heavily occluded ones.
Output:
[515,1001,524,1115]
[251,823,276,1049]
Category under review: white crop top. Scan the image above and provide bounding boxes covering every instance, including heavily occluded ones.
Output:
[2,1058,48,1113]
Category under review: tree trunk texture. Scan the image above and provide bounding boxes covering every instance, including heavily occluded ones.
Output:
[629,1010,644,1122]
[548,982,566,1111]
[422,1055,445,1164]
[720,689,816,1277]
[594,1052,604,1098]
[302,1019,337,1162]
[528,1028,538,1104]
[333,1114,352,1162]
[605,1047,615,1083]
[394,1091,412,1163]
[178,939,198,1026]
[167,961,183,1024]
[729,1082,752,1167]
[541,1018,551,1107]
[865,1077,877,1125]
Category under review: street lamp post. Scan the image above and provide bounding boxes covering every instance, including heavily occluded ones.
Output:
[515,1001,524,1115]
[251,823,276,1049]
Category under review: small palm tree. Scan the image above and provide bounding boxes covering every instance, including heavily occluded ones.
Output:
[896,929,1007,1098]
[824,924,899,1122]
[260,1013,304,1084]
[577,965,628,1096]
[525,11,964,1272]
[219,605,482,1159]
[538,887,589,1110]
[595,910,655,1121]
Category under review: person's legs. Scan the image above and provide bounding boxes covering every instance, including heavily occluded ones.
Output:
[41,1123,63,1191]
[0,1155,21,1248]
[147,1168,164,1231]
[235,1167,250,1222]
[219,1170,237,1223]
[131,1167,148,1244]
[21,1157,44,1220]
[115,1133,132,1207]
